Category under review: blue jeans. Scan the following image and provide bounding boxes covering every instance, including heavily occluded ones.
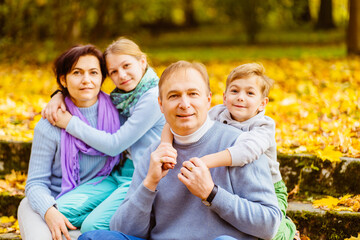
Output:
[79,230,238,240]
[78,230,145,240]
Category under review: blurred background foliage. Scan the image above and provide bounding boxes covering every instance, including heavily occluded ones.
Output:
[0,0,357,64]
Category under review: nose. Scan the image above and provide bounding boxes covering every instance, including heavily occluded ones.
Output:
[82,72,91,84]
[179,95,190,109]
[237,92,245,101]
[119,69,127,79]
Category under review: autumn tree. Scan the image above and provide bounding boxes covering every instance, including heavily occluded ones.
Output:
[292,0,311,24]
[347,0,360,55]
[316,0,335,29]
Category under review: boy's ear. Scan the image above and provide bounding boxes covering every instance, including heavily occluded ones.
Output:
[258,97,269,112]
[223,92,227,104]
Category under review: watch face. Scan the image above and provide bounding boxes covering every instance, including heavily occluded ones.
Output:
[202,200,211,207]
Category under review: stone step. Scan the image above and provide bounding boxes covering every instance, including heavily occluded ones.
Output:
[287,201,360,240]
[1,140,359,196]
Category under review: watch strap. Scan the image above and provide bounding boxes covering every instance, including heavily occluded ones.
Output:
[206,184,218,204]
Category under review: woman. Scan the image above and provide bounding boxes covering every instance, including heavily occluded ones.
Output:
[41,38,165,233]
[18,45,121,240]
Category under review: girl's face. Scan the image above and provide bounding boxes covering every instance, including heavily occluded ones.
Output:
[106,53,147,92]
[60,55,102,108]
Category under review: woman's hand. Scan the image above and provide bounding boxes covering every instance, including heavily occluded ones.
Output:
[55,109,72,129]
[41,92,66,125]
[44,206,76,240]
[143,143,177,191]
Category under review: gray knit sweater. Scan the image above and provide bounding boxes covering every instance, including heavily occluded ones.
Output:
[110,122,281,240]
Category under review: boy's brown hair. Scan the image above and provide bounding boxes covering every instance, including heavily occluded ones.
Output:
[226,63,274,97]
[158,60,210,99]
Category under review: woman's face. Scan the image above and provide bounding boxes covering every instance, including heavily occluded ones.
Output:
[60,55,102,108]
[106,53,147,92]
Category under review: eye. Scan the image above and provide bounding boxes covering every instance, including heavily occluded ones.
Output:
[90,70,99,75]
[230,89,238,93]
[73,70,81,75]
[248,91,255,96]
[110,70,117,76]
[123,64,130,69]
[168,94,179,99]
[189,92,199,96]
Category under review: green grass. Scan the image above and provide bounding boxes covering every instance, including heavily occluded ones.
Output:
[147,43,346,64]
[0,25,348,65]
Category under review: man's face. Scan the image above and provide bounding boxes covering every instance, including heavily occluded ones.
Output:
[159,68,211,136]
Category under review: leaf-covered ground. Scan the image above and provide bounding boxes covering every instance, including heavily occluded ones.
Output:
[1,57,360,161]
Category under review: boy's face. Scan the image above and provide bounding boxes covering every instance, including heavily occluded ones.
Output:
[223,76,268,122]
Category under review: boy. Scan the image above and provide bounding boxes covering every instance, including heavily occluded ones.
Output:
[161,63,297,240]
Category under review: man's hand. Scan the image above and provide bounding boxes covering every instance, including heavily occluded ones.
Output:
[41,92,66,125]
[44,206,77,240]
[143,143,177,191]
[178,157,214,200]
[55,109,72,129]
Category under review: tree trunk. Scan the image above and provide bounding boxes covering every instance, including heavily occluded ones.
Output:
[292,0,311,24]
[316,0,335,29]
[183,0,197,27]
[347,0,360,55]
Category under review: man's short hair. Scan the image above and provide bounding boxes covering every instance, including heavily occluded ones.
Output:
[158,60,210,99]
[226,63,274,97]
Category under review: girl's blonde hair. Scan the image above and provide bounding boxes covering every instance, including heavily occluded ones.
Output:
[104,37,147,62]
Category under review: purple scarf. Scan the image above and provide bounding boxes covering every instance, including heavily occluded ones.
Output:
[57,91,120,199]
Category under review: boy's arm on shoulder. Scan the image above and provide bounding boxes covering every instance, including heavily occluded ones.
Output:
[201,149,232,168]
[228,115,276,167]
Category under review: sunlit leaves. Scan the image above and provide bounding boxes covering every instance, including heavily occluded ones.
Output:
[1,57,360,160]
[313,194,360,212]
[0,170,27,196]
[0,216,19,234]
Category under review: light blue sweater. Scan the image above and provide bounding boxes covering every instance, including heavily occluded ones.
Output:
[65,87,165,169]
[110,122,282,240]
[25,102,109,219]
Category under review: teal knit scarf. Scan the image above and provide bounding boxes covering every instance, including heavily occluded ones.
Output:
[110,67,159,117]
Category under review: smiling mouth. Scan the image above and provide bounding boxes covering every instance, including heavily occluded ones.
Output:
[121,79,132,85]
[176,113,195,118]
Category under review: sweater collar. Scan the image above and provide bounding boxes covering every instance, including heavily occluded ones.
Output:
[171,116,214,144]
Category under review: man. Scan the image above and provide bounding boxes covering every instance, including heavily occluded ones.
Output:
[79,61,281,240]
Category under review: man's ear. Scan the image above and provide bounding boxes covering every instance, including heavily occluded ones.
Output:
[258,97,269,112]
[158,96,164,113]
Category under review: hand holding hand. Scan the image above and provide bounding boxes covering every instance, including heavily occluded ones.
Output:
[144,143,177,191]
[178,157,214,200]
[44,206,76,240]
[41,92,66,125]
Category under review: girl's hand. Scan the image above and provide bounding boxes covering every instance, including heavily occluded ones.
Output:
[41,92,66,125]
[44,206,76,240]
[55,109,72,129]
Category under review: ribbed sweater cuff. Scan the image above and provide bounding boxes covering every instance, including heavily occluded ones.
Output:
[27,187,56,219]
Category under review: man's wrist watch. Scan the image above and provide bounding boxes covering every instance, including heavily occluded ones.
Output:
[201,184,218,207]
